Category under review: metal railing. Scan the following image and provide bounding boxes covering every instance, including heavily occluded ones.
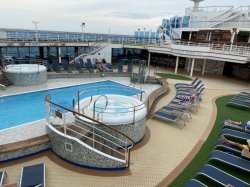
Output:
[73,85,146,124]
[185,6,233,13]
[45,95,135,167]
[171,40,250,55]
[1,56,46,73]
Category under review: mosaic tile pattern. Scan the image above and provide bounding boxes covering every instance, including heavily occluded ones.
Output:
[47,125,125,169]
[5,71,47,86]
[0,142,50,162]
[91,117,146,144]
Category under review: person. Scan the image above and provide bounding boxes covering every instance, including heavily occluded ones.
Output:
[220,135,250,151]
[95,59,106,72]
[224,119,250,128]
[175,92,199,102]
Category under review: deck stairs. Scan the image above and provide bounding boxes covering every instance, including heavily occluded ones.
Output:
[52,120,124,160]
[69,42,109,64]
[208,7,242,28]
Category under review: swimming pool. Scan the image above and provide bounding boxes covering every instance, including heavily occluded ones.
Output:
[0,80,141,130]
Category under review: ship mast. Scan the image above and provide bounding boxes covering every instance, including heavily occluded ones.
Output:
[190,0,204,10]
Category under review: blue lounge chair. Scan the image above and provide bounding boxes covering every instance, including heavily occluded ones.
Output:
[62,62,72,73]
[106,63,113,72]
[176,80,203,90]
[20,163,46,187]
[118,62,123,73]
[162,105,192,119]
[168,100,198,111]
[153,110,186,129]
[220,128,250,141]
[185,179,207,187]
[0,171,6,185]
[222,121,245,132]
[85,59,94,73]
[175,77,199,88]
[226,99,250,109]
[78,58,85,68]
[177,84,204,95]
[52,61,61,73]
[214,141,242,155]
[127,61,133,74]
[197,164,249,187]
[75,62,84,73]
[209,150,250,172]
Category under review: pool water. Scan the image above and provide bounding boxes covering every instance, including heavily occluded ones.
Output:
[0,80,141,130]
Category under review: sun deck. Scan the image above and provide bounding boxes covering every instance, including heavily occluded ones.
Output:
[0,73,249,186]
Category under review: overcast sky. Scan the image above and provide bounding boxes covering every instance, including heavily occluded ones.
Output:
[0,0,249,35]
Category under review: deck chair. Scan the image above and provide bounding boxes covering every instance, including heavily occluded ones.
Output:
[118,62,123,73]
[78,58,85,68]
[20,163,45,187]
[52,61,61,73]
[197,164,249,187]
[222,121,245,132]
[168,100,198,112]
[0,171,6,185]
[214,141,242,155]
[176,80,203,91]
[75,62,84,73]
[127,60,133,75]
[177,84,204,95]
[62,62,72,73]
[85,59,94,73]
[153,110,186,129]
[185,179,207,187]
[176,88,205,98]
[220,128,250,141]
[226,99,250,109]
[209,150,250,172]
[239,92,250,98]
[106,63,113,72]
[175,77,199,88]
[162,105,192,119]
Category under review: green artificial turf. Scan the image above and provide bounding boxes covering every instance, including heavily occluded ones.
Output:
[156,73,192,81]
[169,95,250,187]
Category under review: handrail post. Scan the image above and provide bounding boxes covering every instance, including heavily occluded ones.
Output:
[78,90,80,113]
[63,109,66,135]
[133,107,136,125]
[93,123,95,148]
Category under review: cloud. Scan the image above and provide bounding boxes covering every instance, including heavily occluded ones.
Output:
[0,0,249,34]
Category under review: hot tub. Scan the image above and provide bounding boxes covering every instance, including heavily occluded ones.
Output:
[5,64,47,86]
[76,94,147,143]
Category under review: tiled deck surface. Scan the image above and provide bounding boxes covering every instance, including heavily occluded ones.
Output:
[0,75,250,186]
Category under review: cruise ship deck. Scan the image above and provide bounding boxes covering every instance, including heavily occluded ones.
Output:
[0,72,249,186]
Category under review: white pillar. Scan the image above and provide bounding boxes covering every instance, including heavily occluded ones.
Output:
[190,58,195,77]
[147,52,151,66]
[202,59,206,75]
[187,58,191,73]
[175,56,179,74]
[208,31,212,41]
[58,47,62,64]
[231,32,236,43]
[189,31,192,40]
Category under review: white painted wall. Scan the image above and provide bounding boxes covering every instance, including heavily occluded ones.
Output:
[82,44,123,64]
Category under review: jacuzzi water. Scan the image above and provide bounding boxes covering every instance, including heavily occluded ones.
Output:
[6,64,47,73]
[0,80,141,130]
[90,100,132,116]
[79,95,147,125]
